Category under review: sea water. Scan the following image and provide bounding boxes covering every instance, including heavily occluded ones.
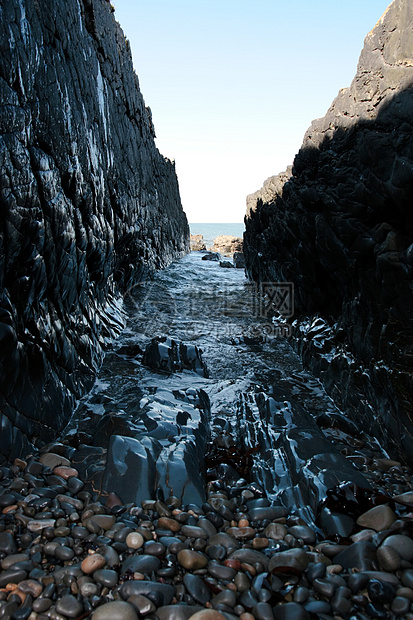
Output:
[189,222,245,248]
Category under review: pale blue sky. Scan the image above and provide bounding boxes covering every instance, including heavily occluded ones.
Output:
[112,1,391,223]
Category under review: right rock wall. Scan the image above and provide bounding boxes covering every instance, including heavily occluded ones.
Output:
[244,0,413,461]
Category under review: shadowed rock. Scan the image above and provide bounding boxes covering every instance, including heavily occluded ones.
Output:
[0,0,189,458]
[244,0,413,463]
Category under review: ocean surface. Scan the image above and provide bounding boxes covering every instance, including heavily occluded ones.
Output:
[189,222,245,248]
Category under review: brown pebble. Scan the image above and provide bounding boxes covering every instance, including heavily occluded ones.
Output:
[81,553,106,574]
[188,611,227,620]
[223,559,242,570]
[238,518,249,527]
[2,505,17,514]
[177,549,208,570]
[53,466,79,479]
[226,527,256,540]
[241,562,256,576]
[252,537,269,550]
[158,517,181,532]
[13,459,27,470]
[240,614,255,620]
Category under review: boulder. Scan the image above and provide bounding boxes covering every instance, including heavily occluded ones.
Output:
[142,337,209,377]
[190,235,207,251]
[211,235,243,256]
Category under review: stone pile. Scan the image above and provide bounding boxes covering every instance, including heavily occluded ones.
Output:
[1,444,413,619]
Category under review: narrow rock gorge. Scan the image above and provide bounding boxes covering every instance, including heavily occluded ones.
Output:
[244,0,413,463]
[0,0,189,458]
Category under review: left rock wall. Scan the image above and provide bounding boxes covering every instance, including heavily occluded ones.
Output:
[0,0,190,458]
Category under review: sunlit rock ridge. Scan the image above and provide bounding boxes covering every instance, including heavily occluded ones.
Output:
[244,0,413,461]
[0,0,189,457]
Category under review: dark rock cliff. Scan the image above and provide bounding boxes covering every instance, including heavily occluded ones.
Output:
[0,0,189,458]
[244,0,413,462]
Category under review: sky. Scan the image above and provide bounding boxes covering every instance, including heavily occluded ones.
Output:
[112,0,392,223]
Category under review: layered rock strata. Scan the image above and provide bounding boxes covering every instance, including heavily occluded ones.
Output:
[0,0,189,458]
[244,0,413,461]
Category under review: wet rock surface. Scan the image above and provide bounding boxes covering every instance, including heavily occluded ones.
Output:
[0,252,408,618]
[244,0,413,464]
[0,0,189,459]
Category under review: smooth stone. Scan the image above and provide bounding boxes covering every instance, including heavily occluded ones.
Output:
[121,554,161,574]
[402,569,413,588]
[1,554,29,570]
[207,561,237,580]
[144,541,165,557]
[393,492,413,506]
[306,562,326,583]
[381,534,413,561]
[125,532,144,549]
[126,594,156,615]
[93,569,118,588]
[253,602,274,620]
[268,548,308,573]
[39,453,70,468]
[207,545,227,561]
[55,545,75,561]
[198,518,217,537]
[249,507,287,521]
[184,573,211,605]
[228,549,269,570]
[120,581,175,605]
[312,578,337,599]
[208,533,241,550]
[92,601,138,620]
[181,525,208,539]
[304,600,332,614]
[288,525,316,545]
[391,596,411,615]
[16,579,43,597]
[87,515,116,531]
[53,466,78,479]
[226,526,256,540]
[188,611,227,620]
[178,549,208,570]
[356,505,397,532]
[158,517,181,532]
[81,553,106,574]
[0,532,17,554]
[55,594,83,619]
[376,545,401,571]
[32,598,53,612]
[0,568,28,588]
[272,602,310,619]
[157,605,205,620]
[211,589,237,608]
[264,523,287,540]
[333,541,376,571]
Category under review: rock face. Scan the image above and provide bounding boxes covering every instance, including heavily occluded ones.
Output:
[0,0,189,458]
[244,0,413,462]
